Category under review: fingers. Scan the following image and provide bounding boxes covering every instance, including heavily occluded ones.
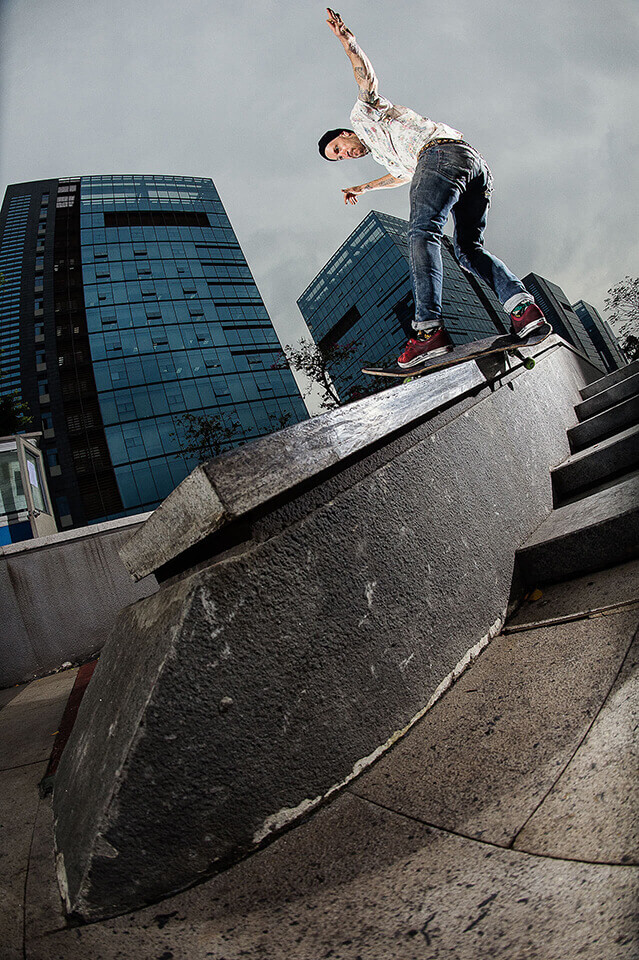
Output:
[326,8,345,32]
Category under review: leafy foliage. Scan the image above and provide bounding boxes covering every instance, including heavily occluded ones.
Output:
[277,338,389,411]
[604,276,639,360]
[0,391,33,436]
[170,411,241,466]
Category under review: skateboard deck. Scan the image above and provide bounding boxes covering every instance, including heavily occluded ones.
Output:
[362,323,552,378]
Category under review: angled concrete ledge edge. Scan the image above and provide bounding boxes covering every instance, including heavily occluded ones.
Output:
[120,336,563,582]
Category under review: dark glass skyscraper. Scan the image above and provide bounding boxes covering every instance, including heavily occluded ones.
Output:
[572,300,625,372]
[522,273,605,372]
[0,175,307,528]
[297,210,508,398]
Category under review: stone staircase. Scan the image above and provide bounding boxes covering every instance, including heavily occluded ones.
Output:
[517,359,639,587]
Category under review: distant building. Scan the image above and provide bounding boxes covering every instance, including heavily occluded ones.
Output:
[522,273,604,372]
[297,210,508,398]
[572,300,625,372]
[0,175,307,530]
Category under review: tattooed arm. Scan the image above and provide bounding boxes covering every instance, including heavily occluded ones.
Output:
[326,8,379,105]
[342,174,411,205]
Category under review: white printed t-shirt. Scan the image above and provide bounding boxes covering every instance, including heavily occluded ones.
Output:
[350,94,464,181]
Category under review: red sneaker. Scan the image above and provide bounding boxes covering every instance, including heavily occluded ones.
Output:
[511,303,546,339]
[397,327,453,368]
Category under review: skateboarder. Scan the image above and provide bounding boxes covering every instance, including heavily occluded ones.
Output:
[319,8,547,369]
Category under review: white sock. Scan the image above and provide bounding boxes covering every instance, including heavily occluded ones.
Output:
[504,292,534,314]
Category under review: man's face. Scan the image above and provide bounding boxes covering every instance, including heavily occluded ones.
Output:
[324,131,369,161]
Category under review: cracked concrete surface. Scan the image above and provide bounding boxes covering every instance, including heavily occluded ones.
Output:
[1,566,637,960]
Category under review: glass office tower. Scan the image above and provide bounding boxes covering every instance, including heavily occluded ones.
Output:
[297,210,507,399]
[572,300,625,372]
[0,176,307,528]
[522,273,605,372]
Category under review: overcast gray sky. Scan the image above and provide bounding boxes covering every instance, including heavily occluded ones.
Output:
[1,0,637,359]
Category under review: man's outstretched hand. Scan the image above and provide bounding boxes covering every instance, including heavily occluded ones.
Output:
[342,187,362,205]
[326,8,353,43]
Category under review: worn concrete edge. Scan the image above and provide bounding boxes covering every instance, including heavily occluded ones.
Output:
[251,612,506,846]
[48,609,506,924]
[118,466,230,582]
[119,364,485,580]
[0,513,152,558]
[121,336,566,582]
[52,585,199,919]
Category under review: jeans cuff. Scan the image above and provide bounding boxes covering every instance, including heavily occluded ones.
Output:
[413,321,442,332]
[504,292,533,314]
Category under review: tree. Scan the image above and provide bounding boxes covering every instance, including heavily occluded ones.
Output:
[277,338,388,411]
[619,334,639,362]
[604,276,639,360]
[170,411,241,466]
[269,410,293,431]
[0,391,33,436]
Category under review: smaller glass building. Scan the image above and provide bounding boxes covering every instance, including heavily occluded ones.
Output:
[297,211,507,398]
[572,300,625,372]
[523,273,605,372]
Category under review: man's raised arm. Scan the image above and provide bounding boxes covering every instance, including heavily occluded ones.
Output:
[326,8,379,105]
[343,174,410,205]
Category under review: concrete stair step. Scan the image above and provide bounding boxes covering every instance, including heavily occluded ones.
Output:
[575,372,639,422]
[580,359,639,401]
[507,557,639,631]
[567,394,639,453]
[516,472,639,586]
[552,423,639,503]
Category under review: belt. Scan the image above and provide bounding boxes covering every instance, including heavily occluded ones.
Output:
[418,137,473,157]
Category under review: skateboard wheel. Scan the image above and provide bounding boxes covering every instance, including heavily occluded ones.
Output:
[523,358,535,370]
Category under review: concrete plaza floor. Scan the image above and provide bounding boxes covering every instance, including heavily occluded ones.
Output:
[1,561,638,959]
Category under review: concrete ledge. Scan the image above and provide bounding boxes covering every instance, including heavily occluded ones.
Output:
[52,341,595,921]
[120,360,492,581]
[0,513,153,559]
[120,339,588,584]
[1,515,158,688]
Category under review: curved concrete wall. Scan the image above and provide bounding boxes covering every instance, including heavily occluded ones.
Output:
[53,340,600,921]
[0,516,158,688]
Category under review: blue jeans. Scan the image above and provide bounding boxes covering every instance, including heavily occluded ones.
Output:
[408,141,528,331]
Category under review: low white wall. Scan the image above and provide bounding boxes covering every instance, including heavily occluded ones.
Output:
[0,515,158,688]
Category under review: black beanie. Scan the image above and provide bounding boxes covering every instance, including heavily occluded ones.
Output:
[318,128,353,160]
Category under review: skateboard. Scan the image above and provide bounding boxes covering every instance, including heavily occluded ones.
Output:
[362,323,553,379]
